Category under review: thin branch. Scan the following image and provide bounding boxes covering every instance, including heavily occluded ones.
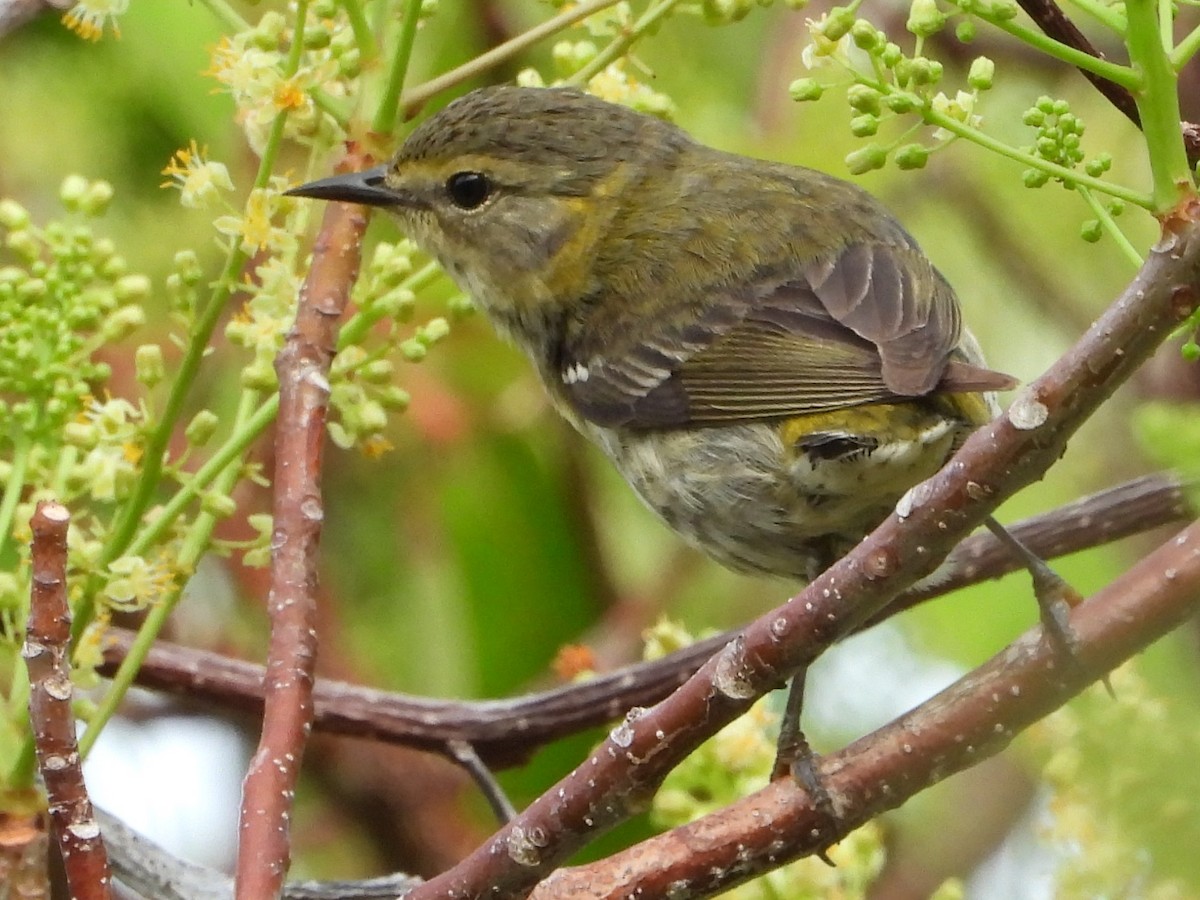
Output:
[26,501,112,899]
[96,473,1191,766]
[97,807,422,900]
[234,146,372,896]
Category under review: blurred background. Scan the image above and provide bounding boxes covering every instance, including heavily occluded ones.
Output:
[2,0,1199,896]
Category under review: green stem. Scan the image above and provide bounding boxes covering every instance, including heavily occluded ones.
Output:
[372,0,424,133]
[79,2,312,640]
[312,87,354,128]
[0,432,32,564]
[126,396,278,558]
[1170,22,1200,70]
[340,0,379,63]
[967,11,1141,89]
[336,260,443,348]
[79,392,263,758]
[1125,0,1194,211]
[568,0,685,86]
[1079,186,1144,267]
[401,0,625,111]
[195,0,251,33]
[922,107,1154,208]
[1065,0,1126,33]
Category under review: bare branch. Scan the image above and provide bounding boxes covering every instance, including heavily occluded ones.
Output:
[26,501,112,899]
[235,147,373,898]
[96,473,1190,766]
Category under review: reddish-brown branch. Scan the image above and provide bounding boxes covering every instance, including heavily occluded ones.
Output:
[535,520,1200,898]
[234,148,372,899]
[25,501,112,899]
[403,210,1200,898]
[95,472,1190,768]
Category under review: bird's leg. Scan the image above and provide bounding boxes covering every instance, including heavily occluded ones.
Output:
[983,516,1107,691]
[983,515,1080,651]
[772,670,836,864]
[771,546,840,840]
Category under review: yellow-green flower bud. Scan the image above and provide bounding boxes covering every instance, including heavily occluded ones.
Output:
[895,143,930,170]
[202,491,238,519]
[135,344,166,386]
[0,199,29,230]
[173,250,203,285]
[845,144,888,174]
[304,28,331,49]
[81,181,115,216]
[241,357,278,390]
[967,57,995,90]
[847,84,882,115]
[115,274,151,302]
[1022,168,1050,188]
[850,19,882,50]
[7,229,38,262]
[823,6,855,40]
[60,174,89,210]
[885,92,920,113]
[379,386,411,411]
[102,305,146,340]
[906,0,948,37]
[788,78,824,102]
[421,317,451,343]
[186,409,221,446]
[1080,219,1102,243]
[850,115,879,137]
[63,421,99,448]
[360,359,395,383]
[18,277,47,300]
[400,338,427,362]
[355,400,388,434]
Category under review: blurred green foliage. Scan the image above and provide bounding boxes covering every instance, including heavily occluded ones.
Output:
[2,0,1199,893]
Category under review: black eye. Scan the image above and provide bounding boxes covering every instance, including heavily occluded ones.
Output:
[445,171,492,210]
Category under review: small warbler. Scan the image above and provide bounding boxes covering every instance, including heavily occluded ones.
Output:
[289,86,1014,585]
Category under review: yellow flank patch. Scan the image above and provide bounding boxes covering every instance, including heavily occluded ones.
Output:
[779,389,992,447]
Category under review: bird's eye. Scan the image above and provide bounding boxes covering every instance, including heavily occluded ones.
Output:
[445,171,492,210]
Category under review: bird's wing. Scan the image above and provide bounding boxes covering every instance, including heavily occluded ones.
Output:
[561,242,1014,430]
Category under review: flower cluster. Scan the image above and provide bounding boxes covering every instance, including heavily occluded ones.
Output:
[791,0,1001,175]
[1037,666,1200,897]
[0,178,146,445]
[205,9,357,154]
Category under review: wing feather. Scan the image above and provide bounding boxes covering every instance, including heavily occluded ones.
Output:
[560,242,1010,430]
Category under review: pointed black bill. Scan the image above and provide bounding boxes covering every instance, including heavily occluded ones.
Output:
[284,164,403,208]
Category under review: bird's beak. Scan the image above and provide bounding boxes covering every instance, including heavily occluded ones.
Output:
[285,164,412,208]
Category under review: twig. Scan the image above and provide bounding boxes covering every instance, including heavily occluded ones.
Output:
[234,148,373,898]
[447,740,518,823]
[25,500,112,899]
[534,520,1200,897]
[401,207,1200,898]
[97,807,422,900]
[97,471,1190,765]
